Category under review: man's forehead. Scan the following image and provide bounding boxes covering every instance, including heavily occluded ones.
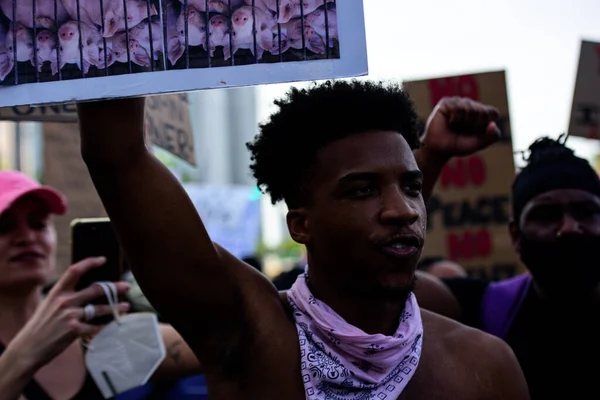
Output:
[529,189,600,206]
[316,131,417,173]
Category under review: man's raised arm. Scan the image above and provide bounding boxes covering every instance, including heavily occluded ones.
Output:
[76,97,279,370]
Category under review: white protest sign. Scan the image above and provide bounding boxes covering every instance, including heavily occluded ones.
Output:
[183,183,261,258]
[568,40,600,139]
[0,0,367,107]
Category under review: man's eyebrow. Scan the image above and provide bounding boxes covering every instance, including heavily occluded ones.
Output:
[337,172,379,185]
[403,170,423,181]
[337,170,423,185]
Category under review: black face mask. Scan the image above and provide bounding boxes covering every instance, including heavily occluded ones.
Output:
[519,234,600,298]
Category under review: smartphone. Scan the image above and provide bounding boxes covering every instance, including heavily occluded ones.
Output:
[71,217,129,323]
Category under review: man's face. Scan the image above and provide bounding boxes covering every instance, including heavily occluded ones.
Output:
[290,131,426,299]
[512,188,600,296]
[518,189,600,240]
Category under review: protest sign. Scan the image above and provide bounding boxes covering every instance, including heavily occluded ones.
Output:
[0,93,195,164]
[568,40,600,139]
[42,122,107,274]
[403,71,523,281]
[0,0,367,107]
[183,183,261,259]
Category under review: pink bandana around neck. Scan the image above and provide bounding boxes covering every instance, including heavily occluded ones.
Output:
[288,271,423,400]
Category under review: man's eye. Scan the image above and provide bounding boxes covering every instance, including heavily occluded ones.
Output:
[405,182,423,195]
[350,186,376,197]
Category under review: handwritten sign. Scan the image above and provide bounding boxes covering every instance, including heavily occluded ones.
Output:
[403,71,523,281]
[0,94,195,165]
[144,94,195,165]
[568,40,600,139]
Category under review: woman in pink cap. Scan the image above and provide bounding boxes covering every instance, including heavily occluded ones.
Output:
[0,171,201,399]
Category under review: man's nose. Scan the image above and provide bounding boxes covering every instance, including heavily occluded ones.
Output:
[557,213,583,236]
[379,186,419,226]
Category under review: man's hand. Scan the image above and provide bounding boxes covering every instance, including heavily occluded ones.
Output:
[422,97,502,159]
[415,97,502,203]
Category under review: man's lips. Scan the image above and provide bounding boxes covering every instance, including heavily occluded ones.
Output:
[379,235,422,260]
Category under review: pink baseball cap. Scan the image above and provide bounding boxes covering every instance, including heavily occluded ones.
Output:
[0,170,67,216]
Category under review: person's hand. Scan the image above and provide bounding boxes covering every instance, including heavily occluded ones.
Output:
[421,97,502,159]
[9,257,130,371]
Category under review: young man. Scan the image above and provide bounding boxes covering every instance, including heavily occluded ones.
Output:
[415,135,600,398]
[77,81,528,399]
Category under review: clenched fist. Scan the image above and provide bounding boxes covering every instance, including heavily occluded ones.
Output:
[421,97,502,158]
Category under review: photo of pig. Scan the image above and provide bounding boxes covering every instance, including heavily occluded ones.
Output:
[0,0,339,86]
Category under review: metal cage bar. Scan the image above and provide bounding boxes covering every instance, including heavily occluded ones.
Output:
[251,0,256,63]
[299,0,306,60]
[31,0,39,81]
[275,0,281,62]
[324,0,330,58]
[146,0,155,71]
[204,0,210,66]
[228,0,233,65]
[75,0,85,77]
[11,0,17,84]
[184,0,189,68]
[162,0,168,69]
[99,0,109,75]
[54,0,61,79]
[123,0,132,72]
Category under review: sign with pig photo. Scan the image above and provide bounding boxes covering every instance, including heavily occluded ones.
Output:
[403,70,524,281]
[0,0,367,107]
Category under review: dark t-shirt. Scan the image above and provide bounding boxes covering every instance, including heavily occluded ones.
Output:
[443,277,600,399]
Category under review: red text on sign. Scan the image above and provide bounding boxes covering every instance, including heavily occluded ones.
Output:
[447,229,492,260]
[428,75,480,107]
[440,155,486,189]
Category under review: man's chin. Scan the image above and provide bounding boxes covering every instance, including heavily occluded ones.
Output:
[367,277,416,304]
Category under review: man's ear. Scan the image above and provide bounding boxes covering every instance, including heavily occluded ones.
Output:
[287,208,310,244]
[508,218,521,252]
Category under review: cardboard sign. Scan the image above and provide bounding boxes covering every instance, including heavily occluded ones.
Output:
[144,94,195,165]
[0,0,367,107]
[403,71,523,281]
[42,122,107,275]
[568,40,600,139]
[0,93,195,164]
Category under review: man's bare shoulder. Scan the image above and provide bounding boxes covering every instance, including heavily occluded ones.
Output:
[419,309,530,399]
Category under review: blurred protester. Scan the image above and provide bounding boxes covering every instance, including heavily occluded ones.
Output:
[77,83,528,399]
[416,256,467,279]
[0,171,201,400]
[272,263,305,291]
[415,135,600,399]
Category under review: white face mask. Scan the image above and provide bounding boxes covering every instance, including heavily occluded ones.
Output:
[84,282,166,399]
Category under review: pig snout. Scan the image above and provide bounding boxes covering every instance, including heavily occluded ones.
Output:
[211,17,225,26]
[59,28,76,41]
[232,13,249,26]
[129,39,139,52]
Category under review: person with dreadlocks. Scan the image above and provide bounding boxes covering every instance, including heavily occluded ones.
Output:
[414,134,600,399]
[75,81,528,399]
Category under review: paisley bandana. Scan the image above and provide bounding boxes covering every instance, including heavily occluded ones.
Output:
[288,271,423,400]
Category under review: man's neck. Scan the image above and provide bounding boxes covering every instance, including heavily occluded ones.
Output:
[306,271,407,336]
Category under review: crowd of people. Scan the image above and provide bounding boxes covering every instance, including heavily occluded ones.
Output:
[0,79,597,399]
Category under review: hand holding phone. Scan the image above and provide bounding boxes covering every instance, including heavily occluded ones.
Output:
[71,217,130,324]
